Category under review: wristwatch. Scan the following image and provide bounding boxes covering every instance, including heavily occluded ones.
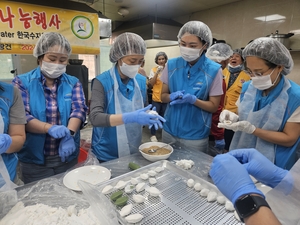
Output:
[235,194,270,222]
[69,129,76,136]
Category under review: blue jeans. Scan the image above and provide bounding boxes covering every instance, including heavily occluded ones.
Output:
[151,101,167,135]
[162,129,208,153]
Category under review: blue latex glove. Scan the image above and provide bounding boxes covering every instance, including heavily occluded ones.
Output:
[48,125,70,139]
[210,153,264,205]
[0,134,12,154]
[170,93,197,105]
[229,148,288,188]
[169,90,185,102]
[58,134,76,162]
[214,139,225,151]
[122,105,166,129]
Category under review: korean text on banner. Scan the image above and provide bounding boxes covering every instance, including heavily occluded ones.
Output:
[0,1,99,55]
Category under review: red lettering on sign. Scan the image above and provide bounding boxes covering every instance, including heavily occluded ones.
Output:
[33,11,47,30]
[49,14,61,30]
[18,8,32,29]
[0,6,15,29]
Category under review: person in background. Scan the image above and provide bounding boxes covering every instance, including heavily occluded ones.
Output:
[0,82,26,186]
[160,21,223,152]
[138,60,147,78]
[218,37,300,170]
[205,43,233,154]
[89,32,165,163]
[12,32,88,184]
[222,49,250,152]
[148,52,168,142]
[210,148,287,224]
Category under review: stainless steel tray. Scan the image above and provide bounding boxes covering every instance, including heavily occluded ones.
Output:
[97,160,243,225]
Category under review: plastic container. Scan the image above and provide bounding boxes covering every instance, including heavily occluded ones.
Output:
[78,148,88,163]
[80,128,92,150]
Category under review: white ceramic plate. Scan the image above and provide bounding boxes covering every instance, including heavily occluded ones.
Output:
[63,165,111,191]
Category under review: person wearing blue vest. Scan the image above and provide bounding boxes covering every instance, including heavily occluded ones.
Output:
[0,82,26,188]
[89,32,166,162]
[12,32,88,184]
[218,37,300,170]
[160,21,223,152]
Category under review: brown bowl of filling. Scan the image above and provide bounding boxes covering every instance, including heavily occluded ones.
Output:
[139,142,173,162]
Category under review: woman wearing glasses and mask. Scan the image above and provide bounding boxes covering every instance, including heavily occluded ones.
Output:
[89,32,165,162]
[12,32,88,184]
[160,21,223,152]
[218,37,300,170]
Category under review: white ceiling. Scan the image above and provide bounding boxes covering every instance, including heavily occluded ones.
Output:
[75,0,242,23]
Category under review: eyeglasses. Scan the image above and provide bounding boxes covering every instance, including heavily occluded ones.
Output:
[243,67,275,77]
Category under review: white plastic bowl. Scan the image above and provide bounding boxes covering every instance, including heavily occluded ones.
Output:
[139,142,173,162]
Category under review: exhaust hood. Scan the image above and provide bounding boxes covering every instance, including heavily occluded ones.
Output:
[111,16,182,48]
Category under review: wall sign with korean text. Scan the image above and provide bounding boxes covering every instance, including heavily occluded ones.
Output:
[0,1,100,54]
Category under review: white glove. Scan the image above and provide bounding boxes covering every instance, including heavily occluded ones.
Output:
[219,109,239,123]
[218,121,256,134]
[157,66,163,73]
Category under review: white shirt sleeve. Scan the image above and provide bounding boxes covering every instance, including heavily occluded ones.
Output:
[209,68,224,96]
[149,69,155,79]
[287,106,300,122]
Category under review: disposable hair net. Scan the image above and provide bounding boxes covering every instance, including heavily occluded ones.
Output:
[233,48,243,56]
[33,32,72,57]
[109,32,146,63]
[243,37,293,75]
[177,21,213,47]
[205,43,233,63]
[155,52,168,64]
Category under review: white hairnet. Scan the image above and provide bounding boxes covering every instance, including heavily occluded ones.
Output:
[205,43,233,63]
[109,32,146,63]
[177,21,213,47]
[33,32,71,57]
[242,37,293,76]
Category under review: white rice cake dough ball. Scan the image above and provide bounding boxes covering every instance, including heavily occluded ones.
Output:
[225,200,235,212]
[148,170,157,177]
[187,179,195,188]
[140,173,149,180]
[115,180,127,189]
[120,204,133,217]
[131,177,139,185]
[200,188,210,197]
[154,167,164,173]
[125,213,144,223]
[217,195,226,205]
[133,194,146,203]
[149,177,157,185]
[124,184,135,194]
[147,186,161,197]
[207,191,217,202]
[101,185,114,194]
[136,182,146,192]
[193,183,202,191]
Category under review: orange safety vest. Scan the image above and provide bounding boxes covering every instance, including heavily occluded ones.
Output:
[150,66,163,102]
[223,68,250,114]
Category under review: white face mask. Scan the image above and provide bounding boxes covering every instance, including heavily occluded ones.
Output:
[251,69,279,90]
[41,61,66,79]
[180,45,205,62]
[119,60,140,78]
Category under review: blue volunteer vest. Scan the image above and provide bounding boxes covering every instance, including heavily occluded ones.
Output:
[17,67,80,164]
[0,82,18,181]
[91,68,146,162]
[163,55,220,140]
[240,78,300,169]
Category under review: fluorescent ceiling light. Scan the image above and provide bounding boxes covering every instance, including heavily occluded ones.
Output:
[254,14,286,22]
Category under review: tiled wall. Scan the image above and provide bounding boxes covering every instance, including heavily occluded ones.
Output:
[170,0,300,83]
